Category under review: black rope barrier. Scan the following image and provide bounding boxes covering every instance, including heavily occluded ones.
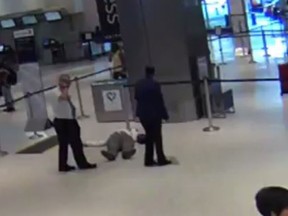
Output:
[210,78,280,83]
[125,77,281,88]
[208,29,287,42]
[0,66,123,108]
[0,63,283,109]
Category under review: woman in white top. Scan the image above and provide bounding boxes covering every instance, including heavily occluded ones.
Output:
[111,43,127,80]
[53,74,97,172]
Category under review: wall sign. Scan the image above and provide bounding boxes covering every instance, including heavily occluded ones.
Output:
[96,0,121,41]
[102,89,123,112]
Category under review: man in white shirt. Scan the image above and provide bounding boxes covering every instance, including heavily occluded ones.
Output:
[52,74,97,172]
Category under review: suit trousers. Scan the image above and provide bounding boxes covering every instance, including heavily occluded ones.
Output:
[2,85,14,109]
[140,119,167,164]
[54,118,89,170]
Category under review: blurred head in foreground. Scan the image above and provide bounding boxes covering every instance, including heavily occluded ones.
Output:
[256,187,288,216]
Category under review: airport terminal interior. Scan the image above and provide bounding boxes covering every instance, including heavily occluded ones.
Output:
[1,0,288,216]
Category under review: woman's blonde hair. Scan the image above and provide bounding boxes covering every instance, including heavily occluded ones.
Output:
[58,74,71,86]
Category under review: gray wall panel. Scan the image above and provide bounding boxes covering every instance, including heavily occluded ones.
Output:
[117,0,150,83]
[142,0,192,82]
[116,0,209,121]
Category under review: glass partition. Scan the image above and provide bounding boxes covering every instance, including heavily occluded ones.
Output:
[202,0,229,29]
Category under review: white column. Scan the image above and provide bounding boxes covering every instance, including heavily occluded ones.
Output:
[81,0,100,31]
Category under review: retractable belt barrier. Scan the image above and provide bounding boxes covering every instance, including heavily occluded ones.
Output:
[124,77,283,132]
[124,77,281,88]
[0,66,285,133]
[0,66,122,109]
[208,29,287,42]
[0,75,282,109]
[0,72,285,158]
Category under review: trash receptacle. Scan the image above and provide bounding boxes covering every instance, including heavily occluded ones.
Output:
[278,63,288,95]
[91,80,133,122]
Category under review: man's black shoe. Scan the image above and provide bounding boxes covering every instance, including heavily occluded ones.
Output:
[79,163,97,170]
[158,160,172,166]
[145,161,158,167]
[3,107,15,113]
[59,165,76,172]
[101,151,116,161]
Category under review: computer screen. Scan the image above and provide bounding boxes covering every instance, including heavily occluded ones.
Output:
[22,15,38,25]
[1,19,16,29]
[103,42,112,53]
[85,33,93,40]
[44,11,62,22]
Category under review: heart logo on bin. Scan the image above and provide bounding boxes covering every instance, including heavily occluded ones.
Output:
[107,92,117,102]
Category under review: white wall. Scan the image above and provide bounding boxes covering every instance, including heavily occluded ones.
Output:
[0,0,45,16]
[82,0,99,30]
[0,0,99,30]
[44,0,83,13]
[0,0,84,16]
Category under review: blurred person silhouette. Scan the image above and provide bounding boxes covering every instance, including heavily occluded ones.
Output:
[135,66,171,167]
[0,64,16,112]
[256,187,288,216]
[110,43,127,80]
[52,74,97,172]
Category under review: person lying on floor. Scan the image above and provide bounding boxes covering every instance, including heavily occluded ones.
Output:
[100,128,138,161]
[256,187,288,216]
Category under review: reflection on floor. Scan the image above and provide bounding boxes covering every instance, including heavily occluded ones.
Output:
[1,56,288,215]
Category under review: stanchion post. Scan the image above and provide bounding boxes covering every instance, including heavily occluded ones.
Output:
[218,36,226,65]
[203,77,220,132]
[216,65,221,79]
[121,85,131,131]
[261,26,270,57]
[0,133,8,157]
[109,68,113,80]
[75,77,89,119]
[248,48,257,64]
[238,21,246,57]
[26,93,44,140]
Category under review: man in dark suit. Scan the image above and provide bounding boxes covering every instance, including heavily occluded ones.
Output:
[135,66,171,167]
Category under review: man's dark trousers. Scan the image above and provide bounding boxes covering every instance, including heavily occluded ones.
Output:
[140,119,166,165]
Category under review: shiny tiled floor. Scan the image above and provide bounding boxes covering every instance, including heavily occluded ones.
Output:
[1,56,288,215]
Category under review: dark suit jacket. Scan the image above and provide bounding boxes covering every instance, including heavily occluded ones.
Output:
[135,78,169,122]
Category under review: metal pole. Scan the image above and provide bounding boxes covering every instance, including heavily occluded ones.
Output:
[216,65,221,79]
[248,48,257,64]
[283,17,288,61]
[218,36,226,65]
[26,93,43,140]
[121,85,131,131]
[238,21,246,57]
[0,132,8,157]
[203,77,220,132]
[75,77,89,119]
[261,26,270,57]
[109,68,113,80]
